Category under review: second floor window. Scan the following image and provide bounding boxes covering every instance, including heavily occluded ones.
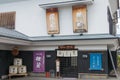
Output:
[0,11,16,29]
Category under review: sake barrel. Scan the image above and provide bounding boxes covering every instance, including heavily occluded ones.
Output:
[18,65,27,74]
[9,65,18,74]
[14,58,22,66]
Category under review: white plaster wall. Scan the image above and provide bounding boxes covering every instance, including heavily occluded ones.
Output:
[0,44,14,50]
[87,0,109,34]
[19,45,107,51]
[0,0,109,36]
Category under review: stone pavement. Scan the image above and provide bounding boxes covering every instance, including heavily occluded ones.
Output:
[5,76,120,80]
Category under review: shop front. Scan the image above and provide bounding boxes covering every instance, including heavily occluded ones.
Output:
[0,32,117,79]
[56,49,108,78]
[44,45,117,78]
[56,46,78,77]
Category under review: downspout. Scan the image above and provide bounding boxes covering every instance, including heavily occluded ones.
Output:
[108,49,119,79]
[107,37,119,79]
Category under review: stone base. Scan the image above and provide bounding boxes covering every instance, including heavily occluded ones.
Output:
[29,72,46,77]
[78,73,108,79]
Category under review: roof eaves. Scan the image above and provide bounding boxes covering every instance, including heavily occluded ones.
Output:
[0,27,29,40]
[29,34,118,42]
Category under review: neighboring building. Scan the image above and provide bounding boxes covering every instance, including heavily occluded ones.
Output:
[0,0,119,79]
[116,0,120,34]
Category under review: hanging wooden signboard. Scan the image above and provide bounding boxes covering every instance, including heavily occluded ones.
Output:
[72,6,88,33]
[46,8,59,34]
[58,45,75,50]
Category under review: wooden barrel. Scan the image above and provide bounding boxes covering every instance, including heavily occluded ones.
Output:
[9,65,18,74]
[14,58,22,66]
[18,65,27,74]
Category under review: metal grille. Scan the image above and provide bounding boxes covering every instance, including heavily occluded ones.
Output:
[71,57,77,66]
[59,57,78,77]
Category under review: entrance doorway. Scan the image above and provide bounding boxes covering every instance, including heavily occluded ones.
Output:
[59,57,78,77]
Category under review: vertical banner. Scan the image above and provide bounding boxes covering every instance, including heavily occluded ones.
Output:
[90,53,102,70]
[72,6,87,33]
[33,51,45,72]
[46,8,59,34]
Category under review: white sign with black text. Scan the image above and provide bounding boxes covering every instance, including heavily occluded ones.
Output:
[57,50,78,57]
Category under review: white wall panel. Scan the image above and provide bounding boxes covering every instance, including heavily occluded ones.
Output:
[19,45,107,51]
[0,0,109,36]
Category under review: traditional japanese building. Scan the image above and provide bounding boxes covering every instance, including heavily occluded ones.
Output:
[0,0,119,79]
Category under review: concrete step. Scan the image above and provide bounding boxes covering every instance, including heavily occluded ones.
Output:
[78,73,108,79]
[62,78,77,80]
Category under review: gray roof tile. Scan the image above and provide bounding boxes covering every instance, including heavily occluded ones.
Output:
[0,27,29,40]
[29,34,117,41]
[0,27,118,41]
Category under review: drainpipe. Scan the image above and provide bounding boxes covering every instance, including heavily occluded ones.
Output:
[108,49,119,79]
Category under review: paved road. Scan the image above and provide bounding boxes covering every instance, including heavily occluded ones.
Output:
[5,76,120,80]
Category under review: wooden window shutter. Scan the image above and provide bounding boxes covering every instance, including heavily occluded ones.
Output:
[0,11,16,29]
[72,6,88,33]
[46,8,59,34]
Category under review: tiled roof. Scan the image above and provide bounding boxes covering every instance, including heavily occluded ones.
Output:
[0,27,29,40]
[0,27,118,41]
